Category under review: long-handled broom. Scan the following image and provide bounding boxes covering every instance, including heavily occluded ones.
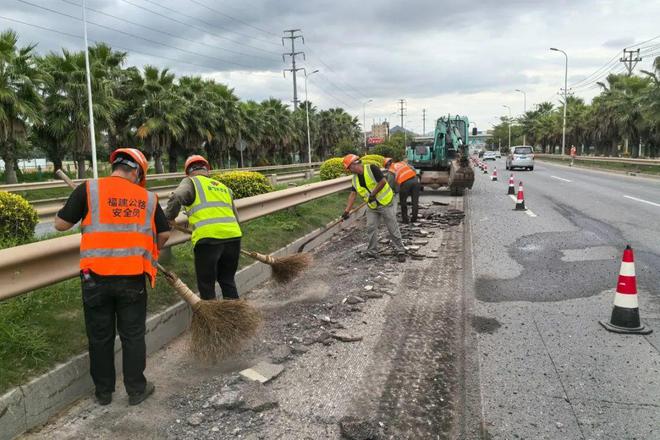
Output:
[56,169,261,362]
[296,201,367,253]
[169,222,312,284]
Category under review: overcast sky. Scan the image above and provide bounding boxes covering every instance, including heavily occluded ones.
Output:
[2,0,659,134]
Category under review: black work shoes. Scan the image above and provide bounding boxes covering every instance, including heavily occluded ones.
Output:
[128,382,155,406]
[95,392,112,406]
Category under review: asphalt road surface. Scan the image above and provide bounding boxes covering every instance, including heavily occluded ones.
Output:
[469,158,660,439]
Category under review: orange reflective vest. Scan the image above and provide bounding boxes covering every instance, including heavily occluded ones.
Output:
[388,162,417,185]
[80,176,159,287]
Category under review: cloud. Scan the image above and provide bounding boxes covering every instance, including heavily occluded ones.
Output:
[1,0,659,130]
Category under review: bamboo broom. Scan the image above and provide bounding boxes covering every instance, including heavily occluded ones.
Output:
[56,169,261,361]
[169,223,312,284]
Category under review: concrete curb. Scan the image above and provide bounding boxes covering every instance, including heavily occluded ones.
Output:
[0,209,363,440]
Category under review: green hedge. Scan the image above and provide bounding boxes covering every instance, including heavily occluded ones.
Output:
[210,171,274,199]
[320,157,347,180]
[0,192,38,248]
[361,154,386,167]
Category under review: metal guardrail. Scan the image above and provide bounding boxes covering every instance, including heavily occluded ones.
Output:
[535,154,660,165]
[0,162,322,193]
[31,170,320,220]
[0,175,351,301]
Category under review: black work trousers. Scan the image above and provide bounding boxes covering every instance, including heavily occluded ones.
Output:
[81,274,147,396]
[193,239,241,300]
[399,176,421,222]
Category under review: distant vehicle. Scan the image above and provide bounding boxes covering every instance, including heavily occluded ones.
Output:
[483,151,497,161]
[495,151,502,159]
[478,150,485,158]
[506,146,534,170]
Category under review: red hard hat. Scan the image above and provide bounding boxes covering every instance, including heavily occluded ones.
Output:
[109,148,148,187]
[184,155,210,176]
[342,154,360,169]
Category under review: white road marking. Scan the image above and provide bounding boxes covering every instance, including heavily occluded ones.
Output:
[623,195,660,208]
[550,175,572,182]
[525,209,537,217]
[509,194,517,202]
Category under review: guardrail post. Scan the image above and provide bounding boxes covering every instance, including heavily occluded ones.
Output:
[268,174,278,186]
[304,169,314,180]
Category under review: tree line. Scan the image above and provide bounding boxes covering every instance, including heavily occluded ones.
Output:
[489,57,660,157]
[0,29,362,183]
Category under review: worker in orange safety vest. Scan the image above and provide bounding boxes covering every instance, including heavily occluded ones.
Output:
[54,148,171,407]
[384,157,421,223]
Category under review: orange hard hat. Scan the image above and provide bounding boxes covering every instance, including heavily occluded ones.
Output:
[342,154,360,169]
[383,157,393,168]
[184,155,210,175]
[109,148,148,187]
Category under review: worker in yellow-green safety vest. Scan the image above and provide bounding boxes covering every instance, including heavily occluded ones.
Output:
[341,154,406,262]
[165,155,242,300]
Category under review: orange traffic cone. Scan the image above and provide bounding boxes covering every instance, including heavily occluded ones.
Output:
[514,181,525,210]
[483,164,488,174]
[507,173,515,195]
[491,167,498,181]
[600,246,652,334]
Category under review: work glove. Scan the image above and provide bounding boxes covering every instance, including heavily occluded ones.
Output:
[341,210,351,221]
[367,194,377,204]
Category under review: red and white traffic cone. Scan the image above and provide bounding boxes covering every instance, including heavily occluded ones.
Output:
[491,167,498,181]
[600,246,652,334]
[507,174,515,195]
[483,164,488,174]
[514,181,525,210]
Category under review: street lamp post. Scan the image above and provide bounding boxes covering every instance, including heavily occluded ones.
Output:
[515,89,527,146]
[82,0,98,178]
[550,47,568,156]
[304,69,319,167]
[502,105,512,151]
[362,99,373,151]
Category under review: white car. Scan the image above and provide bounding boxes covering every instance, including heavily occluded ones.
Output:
[483,151,497,161]
[495,151,502,158]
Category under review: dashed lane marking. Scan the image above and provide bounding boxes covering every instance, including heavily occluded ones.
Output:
[525,209,537,217]
[623,195,660,208]
[550,175,572,182]
[509,195,517,202]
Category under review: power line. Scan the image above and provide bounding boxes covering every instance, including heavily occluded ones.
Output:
[307,76,354,110]
[15,0,260,69]
[120,0,280,56]
[315,71,362,105]
[0,13,263,73]
[620,48,642,75]
[306,47,369,100]
[187,0,279,38]
[58,0,278,63]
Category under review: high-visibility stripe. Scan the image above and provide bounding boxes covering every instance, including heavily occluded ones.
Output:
[80,247,157,265]
[613,291,639,308]
[187,201,233,215]
[82,223,153,234]
[192,216,239,229]
[619,261,635,277]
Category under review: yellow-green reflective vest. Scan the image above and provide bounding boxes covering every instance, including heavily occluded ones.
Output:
[352,166,394,209]
[185,175,242,246]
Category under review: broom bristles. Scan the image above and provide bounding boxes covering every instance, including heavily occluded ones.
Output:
[189,299,262,362]
[270,252,313,284]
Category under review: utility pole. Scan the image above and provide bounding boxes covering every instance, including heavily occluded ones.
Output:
[422,109,426,135]
[282,30,305,109]
[515,89,527,146]
[399,99,406,148]
[620,48,642,75]
[362,99,373,151]
[82,0,98,178]
[550,47,568,156]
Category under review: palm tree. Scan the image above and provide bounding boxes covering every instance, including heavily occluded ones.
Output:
[133,66,184,173]
[0,30,43,183]
[204,82,241,168]
[41,44,122,177]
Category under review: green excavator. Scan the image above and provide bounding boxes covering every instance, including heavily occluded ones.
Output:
[405,114,475,195]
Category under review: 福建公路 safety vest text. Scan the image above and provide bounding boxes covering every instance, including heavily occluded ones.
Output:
[80,176,159,286]
[185,175,242,246]
[388,162,417,185]
[352,166,394,209]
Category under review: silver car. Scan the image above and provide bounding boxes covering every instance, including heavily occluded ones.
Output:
[506,146,534,170]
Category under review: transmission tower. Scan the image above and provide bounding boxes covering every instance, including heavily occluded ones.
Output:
[620,48,642,76]
[398,99,407,146]
[282,29,305,109]
[422,108,426,135]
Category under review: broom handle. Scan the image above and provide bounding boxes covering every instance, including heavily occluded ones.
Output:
[296,201,367,253]
[56,169,77,188]
[57,169,201,307]
[240,249,276,265]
